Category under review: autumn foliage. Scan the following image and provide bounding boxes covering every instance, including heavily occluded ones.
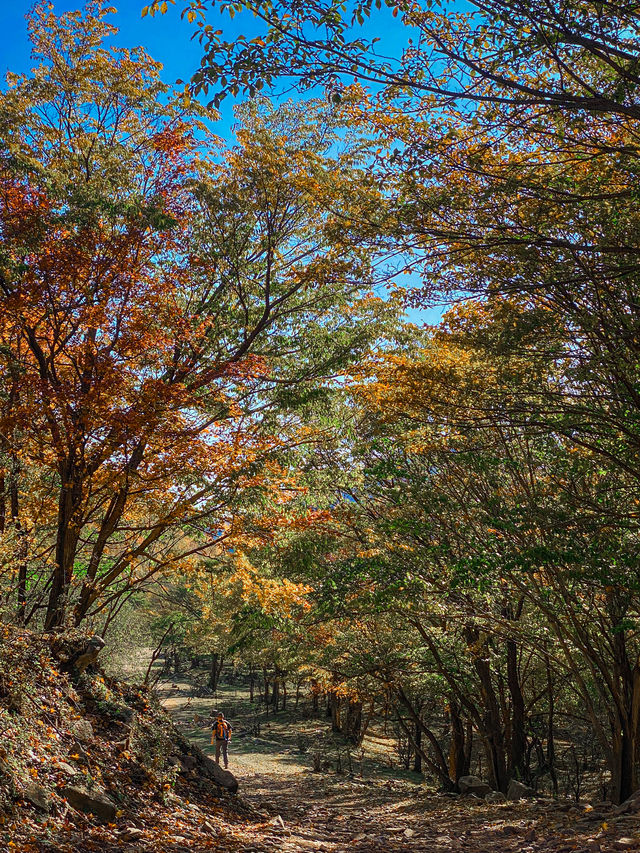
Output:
[5,0,640,820]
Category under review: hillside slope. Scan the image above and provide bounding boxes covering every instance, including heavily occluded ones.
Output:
[0,627,248,852]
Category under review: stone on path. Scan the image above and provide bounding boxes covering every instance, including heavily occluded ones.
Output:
[485,790,507,803]
[458,775,492,797]
[506,779,535,800]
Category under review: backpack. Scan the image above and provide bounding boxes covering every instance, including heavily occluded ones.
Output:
[214,719,231,741]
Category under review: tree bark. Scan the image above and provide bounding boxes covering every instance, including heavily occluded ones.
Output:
[413,719,422,773]
[329,691,341,732]
[449,697,469,782]
[45,461,83,630]
[468,632,508,793]
[507,637,527,780]
[344,700,362,744]
[209,654,220,690]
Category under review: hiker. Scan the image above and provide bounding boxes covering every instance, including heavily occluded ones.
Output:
[211,711,232,769]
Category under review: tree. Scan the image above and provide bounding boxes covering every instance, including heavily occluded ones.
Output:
[0,2,393,630]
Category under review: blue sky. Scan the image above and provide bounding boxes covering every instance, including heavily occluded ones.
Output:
[1,1,204,84]
[0,0,445,326]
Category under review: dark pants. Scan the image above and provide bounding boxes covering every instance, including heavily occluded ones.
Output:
[215,738,229,768]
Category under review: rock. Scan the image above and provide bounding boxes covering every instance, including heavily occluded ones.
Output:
[118,827,144,841]
[614,789,640,815]
[55,762,77,777]
[73,636,105,673]
[613,839,638,851]
[498,825,521,836]
[70,719,94,743]
[507,779,535,800]
[486,791,507,803]
[23,782,49,811]
[403,828,415,837]
[199,753,239,793]
[61,785,116,822]
[178,754,198,771]
[558,798,577,807]
[458,775,492,797]
[202,820,218,835]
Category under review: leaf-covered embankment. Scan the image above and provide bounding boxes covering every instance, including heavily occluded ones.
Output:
[0,626,252,852]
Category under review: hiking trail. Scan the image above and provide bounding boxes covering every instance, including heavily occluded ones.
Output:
[158,675,636,853]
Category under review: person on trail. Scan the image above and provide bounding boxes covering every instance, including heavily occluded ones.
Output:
[211,711,232,769]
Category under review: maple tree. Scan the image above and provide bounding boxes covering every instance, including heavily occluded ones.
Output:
[0,2,392,631]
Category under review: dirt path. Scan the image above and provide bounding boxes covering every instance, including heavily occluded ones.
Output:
[157,676,640,852]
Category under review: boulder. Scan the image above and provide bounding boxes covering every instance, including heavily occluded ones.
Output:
[199,754,239,793]
[458,775,492,797]
[178,753,198,772]
[61,785,116,822]
[507,779,535,801]
[23,782,50,811]
[70,719,94,743]
[614,792,640,815]
[486,791,507,803]
[73,636,106,673]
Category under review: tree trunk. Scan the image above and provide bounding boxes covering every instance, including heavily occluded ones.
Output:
[467,629,508,793]
[329,691,341,732]
[0,472,5,535]
[609,619,640,803]
[545,650,558,797]
[413,719,422,773]
[209,654,220,690]
[9,460,27,625]
[507,638,527,780]
[611,721,636,804]
[344,700,362,744]
[45,463,83,630]
[396,686,453,788]
[464,716,473,778]
[396,708,455,791]
[449,698,469,782]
